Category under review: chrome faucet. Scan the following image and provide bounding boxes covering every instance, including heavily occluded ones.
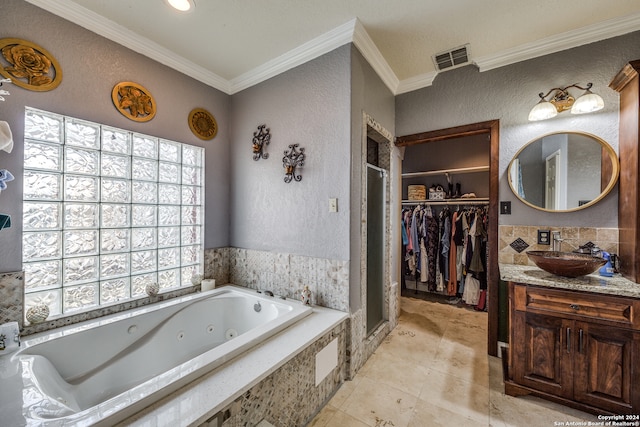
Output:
[552,231,563,252]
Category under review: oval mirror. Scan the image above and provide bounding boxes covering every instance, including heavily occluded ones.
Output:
[507,131,619,212]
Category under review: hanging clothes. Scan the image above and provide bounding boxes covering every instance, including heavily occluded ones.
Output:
[447,210,458,296]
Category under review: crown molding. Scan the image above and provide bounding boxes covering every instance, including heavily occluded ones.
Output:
[25,0,231,93]
[475,12,640,72]
[351,19,399,94]
[25,1,640,96]
[396,72,438,95]
[230,19,357,94]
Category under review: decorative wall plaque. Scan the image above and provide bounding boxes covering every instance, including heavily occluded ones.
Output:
[111,81,156,122]
[188,108,217,140]
[0,38,62,92]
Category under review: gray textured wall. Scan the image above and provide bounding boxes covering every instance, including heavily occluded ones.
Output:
[350,46,396,311]
[396,30,640,227]
[229,46,351,260]
[0,0,231,273]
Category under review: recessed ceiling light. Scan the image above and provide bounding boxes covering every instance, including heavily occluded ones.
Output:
[165,0,195,12]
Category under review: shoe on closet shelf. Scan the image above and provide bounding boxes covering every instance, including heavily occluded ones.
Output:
[453,182,461,198]
[460,192,476,198]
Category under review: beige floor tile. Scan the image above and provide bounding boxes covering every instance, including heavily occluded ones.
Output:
[489,389,597,427]
[341,376,419,427]
[418,368,490,425]
[375,323,442,365]
[430,339,489,387]
[308,296,598,427]
[488,355,506,392]
[326,376,362,409]
[358,351,430,397]
[441,317,488,350]
[321,409,371,427]
[410,398,485,427]
[306,404,338,427]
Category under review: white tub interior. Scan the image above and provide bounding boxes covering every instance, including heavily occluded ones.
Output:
[2,285,312,426]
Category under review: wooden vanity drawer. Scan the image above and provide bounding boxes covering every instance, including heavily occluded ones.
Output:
[512,283,640,330]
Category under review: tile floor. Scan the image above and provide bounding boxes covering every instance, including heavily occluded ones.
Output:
[309,295,599,426]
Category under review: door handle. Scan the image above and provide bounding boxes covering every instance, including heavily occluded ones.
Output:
[566,328,571,353]
[579,329,584,354]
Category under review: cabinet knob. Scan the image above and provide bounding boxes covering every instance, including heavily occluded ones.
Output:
[569,304,580,310]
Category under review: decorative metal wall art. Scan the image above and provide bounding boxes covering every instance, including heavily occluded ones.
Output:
[189,108,217,140]
[252,124,271,160]
[0,38,62,92]
[282,144,305,183]
[111,81,156,122]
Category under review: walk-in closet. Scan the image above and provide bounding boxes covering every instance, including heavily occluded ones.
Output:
[396,121,500,356]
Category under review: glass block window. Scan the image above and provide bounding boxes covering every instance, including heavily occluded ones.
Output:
[22,108,204,318]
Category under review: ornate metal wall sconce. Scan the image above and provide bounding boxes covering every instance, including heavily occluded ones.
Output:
[252,124,271,160]
[282,144,305,183]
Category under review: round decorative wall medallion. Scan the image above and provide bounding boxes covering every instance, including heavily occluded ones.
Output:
[111,81,156,122]
[0,38,62,92]
[188,108,218,140]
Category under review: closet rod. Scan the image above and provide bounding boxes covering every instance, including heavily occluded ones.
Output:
[402,198,489,206]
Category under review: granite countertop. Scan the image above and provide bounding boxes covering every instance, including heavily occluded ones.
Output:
[499,263,640,299]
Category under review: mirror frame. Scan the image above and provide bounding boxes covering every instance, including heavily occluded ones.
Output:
[507,131,619,212]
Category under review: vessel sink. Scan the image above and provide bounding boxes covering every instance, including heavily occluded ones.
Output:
[526,250,606,278]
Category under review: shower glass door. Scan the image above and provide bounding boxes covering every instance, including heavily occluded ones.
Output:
[366,164,386,335]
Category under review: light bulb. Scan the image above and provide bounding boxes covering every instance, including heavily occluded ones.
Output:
[571,91,604,114]
[166,0,194,12]
[528,101,558,121]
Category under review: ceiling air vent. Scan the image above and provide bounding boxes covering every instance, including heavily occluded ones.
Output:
[432,44,470,72]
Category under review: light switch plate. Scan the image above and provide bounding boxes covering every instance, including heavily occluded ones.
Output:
[329,198,338,212]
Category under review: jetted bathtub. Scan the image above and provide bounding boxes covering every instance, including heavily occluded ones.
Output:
[0,285,312,426]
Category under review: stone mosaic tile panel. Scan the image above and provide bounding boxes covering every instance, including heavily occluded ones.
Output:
[204,247,230,285]
[224,248,350,311]
[213,322,347,427]
[0,272,24,327]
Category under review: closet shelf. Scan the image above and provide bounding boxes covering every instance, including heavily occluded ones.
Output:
[402,198,490,206]
[401,165,489,179]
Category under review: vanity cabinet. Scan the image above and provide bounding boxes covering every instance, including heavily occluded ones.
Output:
[506,282,640,415]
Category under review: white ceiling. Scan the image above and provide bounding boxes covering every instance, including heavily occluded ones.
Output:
[26,0,640,95]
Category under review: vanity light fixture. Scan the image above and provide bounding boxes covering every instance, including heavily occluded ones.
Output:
[164,0,195,12]
[528,83,604,121]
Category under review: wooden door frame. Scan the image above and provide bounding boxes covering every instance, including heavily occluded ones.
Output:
[396,119,500,357]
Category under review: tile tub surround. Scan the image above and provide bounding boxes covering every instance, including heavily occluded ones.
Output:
[213,322,347,427]
[118,305,348,426]
[205,247,398,379]
[498,225,619,266]
[1,247,345,336]
[500,263,640,299]
[205,247,350,312]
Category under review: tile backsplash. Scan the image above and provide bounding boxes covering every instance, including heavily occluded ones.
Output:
[499,225,619,265]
